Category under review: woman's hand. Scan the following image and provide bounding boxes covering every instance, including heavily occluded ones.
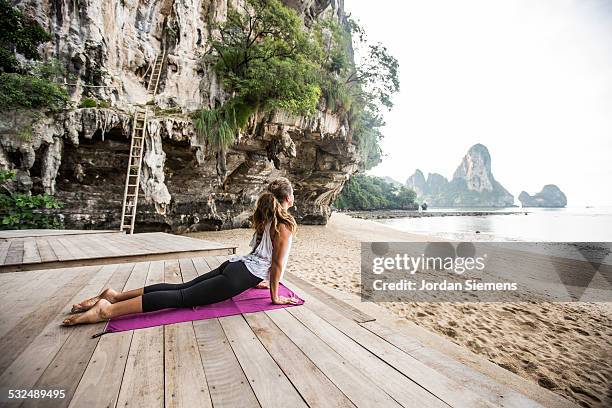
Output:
[271,295,301,305]
[255,280,269,289]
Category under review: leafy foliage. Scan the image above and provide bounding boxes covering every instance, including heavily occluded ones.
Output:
[0,2,69,112]
[0,0,52,73]
[0,72,69,111]
[0,170,64,229]
[197,0,400,177]
[203,0,324,116]
[196,0,326,155]
[334,174,417,210]
[80,97,98,108]
[193,97,255,148]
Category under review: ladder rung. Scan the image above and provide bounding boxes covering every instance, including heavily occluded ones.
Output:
[122,225,132,228]
[128,184,138,187]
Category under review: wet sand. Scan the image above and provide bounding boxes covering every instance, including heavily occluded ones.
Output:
[186,212,612,408]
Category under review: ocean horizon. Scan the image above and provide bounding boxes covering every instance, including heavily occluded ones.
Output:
[372,205,612,242]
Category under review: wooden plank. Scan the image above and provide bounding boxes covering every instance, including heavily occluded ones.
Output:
[0,266,98,375]
[287,305,448,408]
[0,248,233,273]
[244,312,356,408]
[284,272,375,324]
[320,283,576,408]
[45,237,72,261]
[67,262,150,408]
[84,234,126,257]
[192,257,213,276]
[193,318,260,408]
[0,268,81,338]
[0,240,11,264]
[290,288,495,408]
[164,259,213,408]
[73,235,108,258]
[4,239,24,265]
[265,309,403,407]
[136,233,190,251]
[115,260,165,408]
[0,230,120,239]
[219,314,307,408]
[0,264,116,401]
[21,238,41,263]
[178,258,198,281]
[360,320,544,408]
[204,256,222,270]
[57,237,90,260]
[101,233,150,253]
[27,263,135,408]
[35,237,58,263]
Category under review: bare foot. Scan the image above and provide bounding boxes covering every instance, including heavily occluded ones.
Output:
[63,299,111,326]
[255,280,269,289]
[71,288,117,313]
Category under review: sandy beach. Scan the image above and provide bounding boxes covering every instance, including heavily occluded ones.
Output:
[186,212,612,408]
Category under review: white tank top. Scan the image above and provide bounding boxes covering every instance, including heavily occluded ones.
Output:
[228,221,293,281]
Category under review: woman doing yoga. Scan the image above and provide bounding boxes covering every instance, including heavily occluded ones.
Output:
[62,177,300,326]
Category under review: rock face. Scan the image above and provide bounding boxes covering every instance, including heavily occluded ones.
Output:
[405,169,426,197]
[519,185,567,208]
[382,176,403,188]
[1,0,364,231]
[405,144,515,207]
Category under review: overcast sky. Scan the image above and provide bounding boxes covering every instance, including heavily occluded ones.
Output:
[345,0,612,206]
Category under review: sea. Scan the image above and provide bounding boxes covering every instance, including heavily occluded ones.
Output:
[373,206,612,242]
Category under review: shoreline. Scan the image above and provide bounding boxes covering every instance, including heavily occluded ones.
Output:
[185,212,611,407]
[341,209,529,219]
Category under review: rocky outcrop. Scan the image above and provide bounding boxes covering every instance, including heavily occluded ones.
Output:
[405,169,426,196]
[405,144,515,207]
[1,0,362,231]
[519,185,567,208]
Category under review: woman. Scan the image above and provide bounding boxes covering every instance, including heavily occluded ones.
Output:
[62,177,301,326]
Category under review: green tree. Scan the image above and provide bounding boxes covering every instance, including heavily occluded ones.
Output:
[0,0,52,73]
[334,174,417,211]
[0,2,68,112]
[196,0,325,178]
[396,186,417,209]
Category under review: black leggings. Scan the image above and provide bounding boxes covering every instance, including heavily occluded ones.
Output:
[141,260,263,312]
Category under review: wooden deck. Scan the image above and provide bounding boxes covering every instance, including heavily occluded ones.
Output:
[0,231,577,408]
[0,231,236,273]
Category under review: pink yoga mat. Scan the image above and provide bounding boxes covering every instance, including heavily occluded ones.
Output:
[92,282,304,338]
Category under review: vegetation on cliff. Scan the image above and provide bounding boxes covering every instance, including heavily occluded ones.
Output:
[334,174,417,210]
[0,0,68,112]
[0,170,63,229]
[194,0,399,176]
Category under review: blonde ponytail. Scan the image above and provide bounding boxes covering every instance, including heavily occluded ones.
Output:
[251,177,297,239]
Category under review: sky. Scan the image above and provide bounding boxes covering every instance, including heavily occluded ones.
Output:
[344,0,612,206]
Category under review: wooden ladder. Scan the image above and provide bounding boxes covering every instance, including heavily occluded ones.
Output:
[120,108,148,234]
[147,48,166,95]
[119,48,166,234]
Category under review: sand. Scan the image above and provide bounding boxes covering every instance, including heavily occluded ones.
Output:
[186,212,612,408]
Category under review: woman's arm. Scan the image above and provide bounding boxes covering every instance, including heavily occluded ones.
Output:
[268,223,298,304]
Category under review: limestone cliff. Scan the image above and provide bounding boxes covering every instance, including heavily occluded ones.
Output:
[405,144,515,207]
[519,185,567,208]
[1,0,363,231]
